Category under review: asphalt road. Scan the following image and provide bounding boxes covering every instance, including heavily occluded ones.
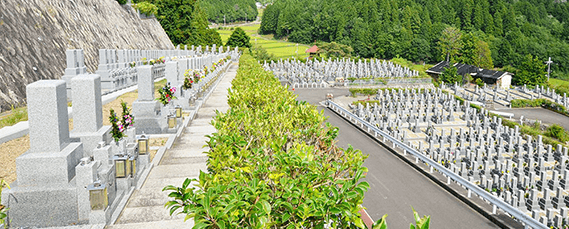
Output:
[495,107,569,131]
[293,88,499,229]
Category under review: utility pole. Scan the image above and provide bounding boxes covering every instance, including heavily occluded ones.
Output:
[545,57,553,81]
[224,15,226,27]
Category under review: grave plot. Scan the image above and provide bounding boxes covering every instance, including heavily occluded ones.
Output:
[345,87,569,228]
[449,82,568,109]
[262,58,421,88]
[0,46,239,228]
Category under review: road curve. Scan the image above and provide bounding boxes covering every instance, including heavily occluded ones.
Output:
[293,88,499,229]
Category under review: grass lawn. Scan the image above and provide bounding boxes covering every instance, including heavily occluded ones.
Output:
[217,24,310,60]
[550,78,569,88]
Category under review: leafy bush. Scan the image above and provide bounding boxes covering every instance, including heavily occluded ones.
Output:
[133,2,158,16]
[349,88,378,97]
[353,100,380,107]
[475,78,484,87]
[164,54,370,228]
[116,0,127,4]
[0,179,10,226]
[249,45,276,62]
[546,124,569,143]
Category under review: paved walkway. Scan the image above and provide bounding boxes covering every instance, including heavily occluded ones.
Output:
[107,63,237,229]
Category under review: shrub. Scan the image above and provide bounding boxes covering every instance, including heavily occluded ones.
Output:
[475,78,484,87]
[546,124,569,143]
[1,179,9,226]
[133,2,158,16]
[353,100,380,107]
[349,88,378,97]
[116,0,127,4]
[163,54,370,228]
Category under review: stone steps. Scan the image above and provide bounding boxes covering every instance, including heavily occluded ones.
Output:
[108,62,237,228]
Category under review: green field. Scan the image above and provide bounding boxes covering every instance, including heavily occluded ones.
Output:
[217,24,310,60]
[550,78,569,88]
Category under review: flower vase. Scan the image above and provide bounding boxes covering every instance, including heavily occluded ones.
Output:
[125,126,136,143]
[111,138,127,154]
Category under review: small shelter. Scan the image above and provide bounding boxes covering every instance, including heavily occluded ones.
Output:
[305,45,319,59]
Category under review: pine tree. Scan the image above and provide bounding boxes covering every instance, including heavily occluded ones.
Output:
[226,27,252,48]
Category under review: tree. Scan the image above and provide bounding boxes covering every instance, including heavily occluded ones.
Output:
[437,26,462,62]
[439,66,462,85]
[226,27,252,48]
[316,42,353,58]
[458,33,493,68]
[153,0,221,46]
[513,54,547,86]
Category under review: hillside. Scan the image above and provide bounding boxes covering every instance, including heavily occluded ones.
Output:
[260,0,569,79]
[0,0,174,112]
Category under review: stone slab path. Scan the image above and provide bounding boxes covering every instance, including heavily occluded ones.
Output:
[107,63,237,229]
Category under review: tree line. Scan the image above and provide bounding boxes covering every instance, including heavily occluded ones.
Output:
[201,0,258,24]
[260,0,569,81]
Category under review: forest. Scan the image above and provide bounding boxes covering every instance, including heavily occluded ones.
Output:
[260,0,569,80]
[201,0,258,24]
[128,0,223,47]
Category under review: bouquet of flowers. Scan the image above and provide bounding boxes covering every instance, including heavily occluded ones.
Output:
[109,109,125,142]
[129,61,136,68]
[157,83,177,105]
[203,65,209,76]
[120,101,134,129]
[193,70,202,83]
[157,56,166,64]
[142,58,148,65]
[182,70,194,90]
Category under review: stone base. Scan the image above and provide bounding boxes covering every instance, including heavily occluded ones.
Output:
[134,116,167,134]
[89,206,112,225]
[16,142,83,186]
[133,100,160,117]
[138,154,150,169]
[116,176,133,192]
[1,181,79,227]
[93,145,113,171]
[70,125,111,157]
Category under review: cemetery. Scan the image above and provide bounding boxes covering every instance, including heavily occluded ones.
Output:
[262,57,427,89]
[321,86,568,228]
[449,82,569,110]
[0,45,239,227]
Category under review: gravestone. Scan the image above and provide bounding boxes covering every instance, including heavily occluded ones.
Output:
[62,49,88,101]
[69,74,111,156]
[132,65,167,134]
[2,80,84,227]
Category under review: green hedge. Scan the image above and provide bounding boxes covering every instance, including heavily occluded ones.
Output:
[352,100,380,107]
[164,54,370,228]
[349,88,378,97]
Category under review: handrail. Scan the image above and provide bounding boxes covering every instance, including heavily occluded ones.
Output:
[326,100,546,229]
